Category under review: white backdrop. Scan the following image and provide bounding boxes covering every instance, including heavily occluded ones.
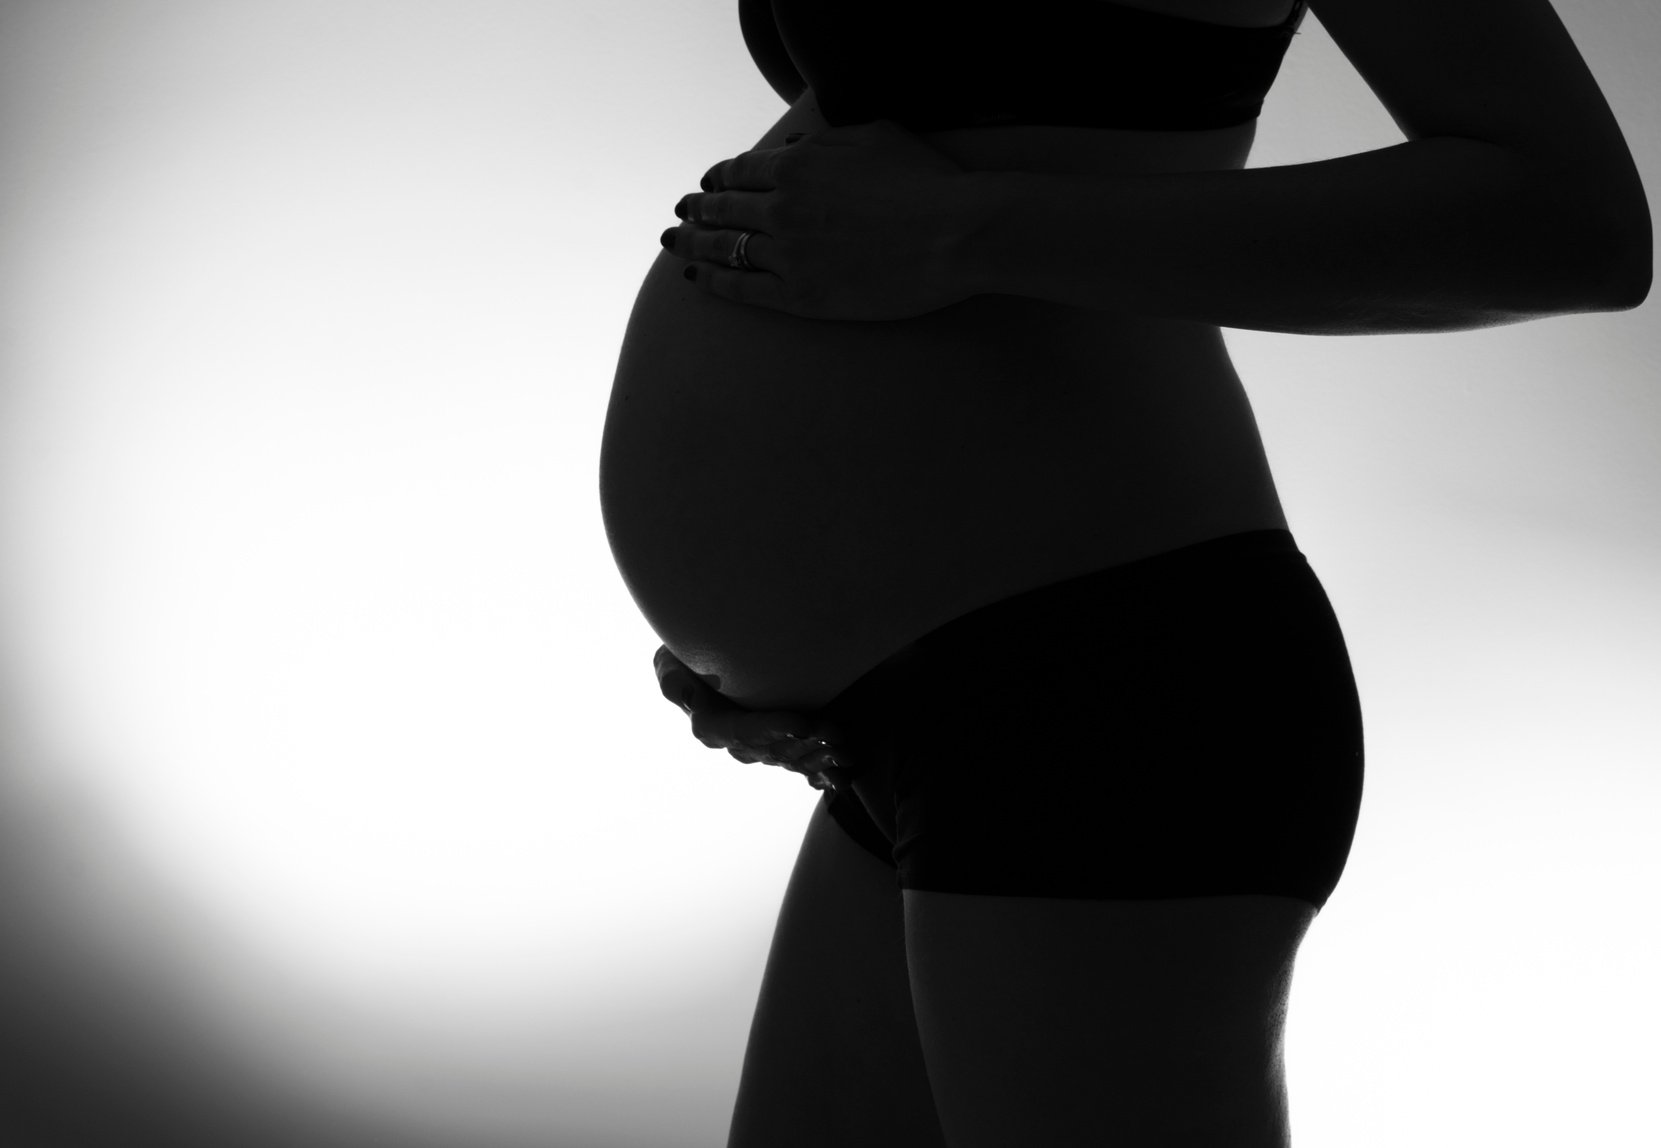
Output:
[0,1,1656,1145]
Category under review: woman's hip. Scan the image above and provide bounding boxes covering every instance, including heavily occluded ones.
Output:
[817,528,1365,908]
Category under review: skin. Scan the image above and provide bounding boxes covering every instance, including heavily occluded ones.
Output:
[653,644,853,792]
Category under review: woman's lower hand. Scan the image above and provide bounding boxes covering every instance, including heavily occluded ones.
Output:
[653,645,851,790]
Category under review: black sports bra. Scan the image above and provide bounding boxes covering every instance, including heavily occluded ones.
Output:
[754,0,1309,132]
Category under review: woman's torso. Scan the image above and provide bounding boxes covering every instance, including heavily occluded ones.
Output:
[600,0,1296,710]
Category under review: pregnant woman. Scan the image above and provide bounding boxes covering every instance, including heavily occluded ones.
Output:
[601,0,1650,1144]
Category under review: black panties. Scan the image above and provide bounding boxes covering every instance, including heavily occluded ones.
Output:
[816,529,1364,910]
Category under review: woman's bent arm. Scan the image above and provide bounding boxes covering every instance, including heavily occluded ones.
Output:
[946,137,1651,336]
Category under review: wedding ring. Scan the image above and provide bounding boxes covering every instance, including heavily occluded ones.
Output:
[729,230,753,270]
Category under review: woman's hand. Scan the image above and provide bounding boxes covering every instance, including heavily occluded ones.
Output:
[653,645,852,792]
[661,119,974,322]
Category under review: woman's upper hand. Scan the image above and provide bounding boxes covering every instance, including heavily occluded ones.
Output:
[661,119,975,322]
[653,645,851,789]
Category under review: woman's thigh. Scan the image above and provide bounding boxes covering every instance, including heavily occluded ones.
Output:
[807,529,1360,1143]
[773,528,1361,1143]
[726,799,947,1148]
[904,890,1318,1148]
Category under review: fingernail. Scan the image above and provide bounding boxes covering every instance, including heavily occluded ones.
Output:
[679,686,694,710]
[700,174,713,192]
[683,265,697,281]
[785,132,806,144]
[674,198,687,220]
[660,226,677,250]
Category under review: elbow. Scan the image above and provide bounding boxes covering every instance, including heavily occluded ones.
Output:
[1586,200,1653,311]
[1607,267,1652,312]
[1537,220,1653,315]
[1601,234,1653,311]
[1523,173,1653,313]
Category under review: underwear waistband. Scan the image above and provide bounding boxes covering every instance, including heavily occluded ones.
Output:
[825,529,1307,712]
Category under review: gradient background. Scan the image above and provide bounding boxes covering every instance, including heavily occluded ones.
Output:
[1,1,1656,1145]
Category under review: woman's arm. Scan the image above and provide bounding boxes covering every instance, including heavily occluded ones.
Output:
[945,0,1652,334]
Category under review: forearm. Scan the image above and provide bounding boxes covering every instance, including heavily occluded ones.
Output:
[948,136,1650,334]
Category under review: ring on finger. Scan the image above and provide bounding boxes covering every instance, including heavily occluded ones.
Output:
[727,230,753,269]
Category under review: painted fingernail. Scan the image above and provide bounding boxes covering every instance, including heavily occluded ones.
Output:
[660,226,677,250]
[674,198,687,220]
[683,265,697,281]
[700,174,713,192]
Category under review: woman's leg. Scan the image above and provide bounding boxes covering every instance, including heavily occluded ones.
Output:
[726,798,948,1148]
[905,890,1317,1148]
[868,530,1360,1145]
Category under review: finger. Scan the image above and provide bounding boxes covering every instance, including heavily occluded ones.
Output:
[653,646,694,707]
[811,764,854,792]
[698,706,791,750]
[652,644,679,679]
[690,708,734,746]
[802,763,853,793]
[659,656,727,716]
[700,146,786,193]
[675,189,769,230]
[743,746,804,771]
[759,726,846,766]
[735,711,808,740]
[718,737,805,769]
[691,706,791,753]
[661,672,700,714]
[665,223,776,275]
[754,712,851,754]
[769,738,833,767]
[726,726,817,762]
[683,260,790,312]
[791,746,848,776]
[750,716,844,747]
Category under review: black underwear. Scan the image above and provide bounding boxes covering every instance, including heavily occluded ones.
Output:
[816,529,1364,910]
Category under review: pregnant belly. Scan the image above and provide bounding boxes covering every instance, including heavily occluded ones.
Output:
[600,248,1286,710]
